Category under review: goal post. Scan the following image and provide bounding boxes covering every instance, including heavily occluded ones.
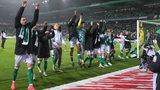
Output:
[137,19,160,58]
[137,20,140,58]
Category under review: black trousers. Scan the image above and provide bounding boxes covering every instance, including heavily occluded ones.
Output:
[1,38,6,48]
[53,48,62,68]
[156,73,160,90]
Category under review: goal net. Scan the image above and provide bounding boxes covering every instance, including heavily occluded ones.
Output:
[137,20,160,58]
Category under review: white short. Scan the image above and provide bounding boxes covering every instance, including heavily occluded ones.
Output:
[100,45,110,54]
[15,54,32,67]
[86,50,94,55]
[69,37,80,48]
[94,48,101,54]
[50,50,54,55]
[120,43,124,51]
[30,54,37,61]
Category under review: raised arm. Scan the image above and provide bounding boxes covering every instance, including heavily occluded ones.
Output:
[15,1,27,28]
[99,20,106,34]
[30,3,39,28]
[77,14,82,28]
[42,22,55,40]
[68,10,77,26]
[88,21,93,30]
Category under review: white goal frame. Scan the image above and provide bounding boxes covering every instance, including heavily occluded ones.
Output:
[137,19,160,58]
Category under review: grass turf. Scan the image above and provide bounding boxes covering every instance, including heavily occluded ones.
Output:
[0,38,139,90]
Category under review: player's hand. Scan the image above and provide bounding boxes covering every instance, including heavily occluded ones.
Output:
[74,10,77,15]
[22,1,27,7]
[44,21,48,26]
[80,15,82,19]
[97,23,100,26]
[32,26,37,31]
[90,21,93,26]
[45,31,49,34]
[103,20,106,23]
[35,3,40,9]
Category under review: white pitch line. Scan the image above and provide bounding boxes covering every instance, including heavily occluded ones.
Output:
[44,66,140,90]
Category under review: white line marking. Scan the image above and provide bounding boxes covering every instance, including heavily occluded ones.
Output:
[44,66,140,90]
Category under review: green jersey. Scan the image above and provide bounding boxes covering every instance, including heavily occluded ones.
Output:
[77,28,87,43]
[106,33,112,46]
[100,33,108,45]
[100,33,112,45]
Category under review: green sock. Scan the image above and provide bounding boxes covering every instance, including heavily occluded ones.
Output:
[106,58,109,63]
[77,54,81,61]
[84,57,89,62]
[89,57,93,66]
[98,56,102,63]
[110,54,112,60]
[70,56,73,62]
[109,56,112,62]
[126,51,129,57]
[105,58,107,62]
[32,62,35,77]
[110,52,114,58]
[120,52,123,57]
[13,69,18,81]
[51,55,55,65]
[102,58,106,64]
[37,61,41,68]
[28,68,33,84]
[44,61,47,72]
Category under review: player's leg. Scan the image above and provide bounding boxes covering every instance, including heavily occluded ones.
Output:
[57,48,63,72]
[110,43,115,60]
[110,49,115,60]
[77,43,82,67]
[1,38,5,48]
[125,48,130,59]
[26,54,35,90]
[37,58,42,73]
[97,48,103,68]
[93,49,97,59]
[69,38,76,68]
[118,43,124,59]
[93,48,98,60]
[84,50,90,63]
[43,58,48,76]
[106,45,112,66]
[31,54,37,80]
[80,43,85,63]
[51,50,55,67]
[88,50,94,68]
[100,45,107,67]
[11,55,22,90]
[51,49,58,71]
[98,45,103,67]
[75,38,81,66]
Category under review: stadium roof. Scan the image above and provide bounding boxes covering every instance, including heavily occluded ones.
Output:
[0,0,159,24]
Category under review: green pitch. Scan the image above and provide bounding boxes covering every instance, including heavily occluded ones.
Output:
[0,38,139,90]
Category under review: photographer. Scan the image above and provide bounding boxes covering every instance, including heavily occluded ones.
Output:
[147,29,160,90]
